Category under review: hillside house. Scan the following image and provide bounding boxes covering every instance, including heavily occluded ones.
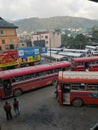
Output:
[0,17,18,50]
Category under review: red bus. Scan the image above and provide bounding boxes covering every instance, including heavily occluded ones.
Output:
[71,56,98,71]
[0,61,71,99]
[57,71,98,107]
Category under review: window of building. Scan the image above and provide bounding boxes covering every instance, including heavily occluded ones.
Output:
[57,32,59,35]
[2,40,5,44]
[0,46,2,50]
[46,41,48,44]
[45,36,48,39]
[0,30,4,34]
[10,39,14,44]
[5,45,10,50]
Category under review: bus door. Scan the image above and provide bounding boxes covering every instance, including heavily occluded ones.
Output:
[58,84,70,104]
[3,79,12,98]
[62,85,70,104]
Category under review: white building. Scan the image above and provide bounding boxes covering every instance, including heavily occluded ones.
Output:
[31,31,61,48]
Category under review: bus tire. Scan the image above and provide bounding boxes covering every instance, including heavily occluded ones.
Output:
[72,98,83,107]
[13,89,22,97]
[52,79,57,86]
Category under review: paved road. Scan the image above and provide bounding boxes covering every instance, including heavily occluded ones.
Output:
[0,85,98,130]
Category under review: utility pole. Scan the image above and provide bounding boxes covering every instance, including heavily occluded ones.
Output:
[49,37,52,62]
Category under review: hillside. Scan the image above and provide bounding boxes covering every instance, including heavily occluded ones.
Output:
[13,16,98,34]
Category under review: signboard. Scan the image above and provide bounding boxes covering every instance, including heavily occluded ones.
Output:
[17,47,40,58]
[0,50,18,67]
[34,40,45,47]
[40,47,47,53]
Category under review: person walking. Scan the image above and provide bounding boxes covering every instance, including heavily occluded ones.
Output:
[4,101,12,120]
[13,98,20,116]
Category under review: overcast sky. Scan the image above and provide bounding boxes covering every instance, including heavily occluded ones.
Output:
[0,0,98,21]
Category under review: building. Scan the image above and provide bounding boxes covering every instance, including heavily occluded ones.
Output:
[31,31,61,48]
[0,17,18,50]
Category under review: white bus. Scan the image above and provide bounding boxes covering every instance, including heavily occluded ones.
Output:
[48,48,63,54]
[45,53,68,62]
[85,45,98,56]
[58,52,83,61]
[63,48,91,57]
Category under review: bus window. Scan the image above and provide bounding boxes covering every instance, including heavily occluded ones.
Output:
[62,84,70,93]
[71,83,85,90]
[37,71,46,77]
[54,68,60,73]
[88,83,98,91]
[64,66,71,71]
[46,70,53,75]
[77,62,84,66]
[24,74,34,80]
[14,76,23,82]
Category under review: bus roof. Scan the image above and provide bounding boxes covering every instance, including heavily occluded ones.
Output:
[0,61,71,79]
[46,53,67,60]
[59,71,98,83]
[63,48,88,53]
[59,52,83,57]
[85,45,96,49]
[72,56,98,62]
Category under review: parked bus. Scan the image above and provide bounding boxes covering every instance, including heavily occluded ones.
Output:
[85,45,97,51]
[57,71,98,107]
[63,48,91,57]
[45,53,68,62]
[48,48,63,53]
[0,61,71,99]
[85,45,98,56]
[59,52,83,61]
[71,56,98,71]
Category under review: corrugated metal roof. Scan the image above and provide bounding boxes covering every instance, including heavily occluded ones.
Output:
[0,17,18,28]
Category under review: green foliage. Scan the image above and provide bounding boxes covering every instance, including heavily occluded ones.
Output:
[91,26,98,38]
[61,33,89,49]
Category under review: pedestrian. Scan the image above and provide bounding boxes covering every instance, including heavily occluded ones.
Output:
[4,101,12,120]
[13,98,20,116]
[54,82,59,98]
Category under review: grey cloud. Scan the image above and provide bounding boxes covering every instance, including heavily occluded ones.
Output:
[0,0,98,20]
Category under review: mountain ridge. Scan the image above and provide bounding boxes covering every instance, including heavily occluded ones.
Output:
[13,16,98,34]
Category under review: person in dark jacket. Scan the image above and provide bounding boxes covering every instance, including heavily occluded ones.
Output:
[13,98,20,116]
[4,101,12,120]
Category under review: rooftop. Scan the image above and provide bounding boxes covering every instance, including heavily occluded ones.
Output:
[0,17,18,28]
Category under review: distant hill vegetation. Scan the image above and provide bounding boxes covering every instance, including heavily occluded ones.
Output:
[13,16,98,34]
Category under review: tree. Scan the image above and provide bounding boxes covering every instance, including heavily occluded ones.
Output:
[74,34,89,49]
[61,33,89,49]
[92,26,98,38]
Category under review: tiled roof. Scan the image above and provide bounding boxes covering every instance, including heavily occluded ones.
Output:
[0,17,18,28]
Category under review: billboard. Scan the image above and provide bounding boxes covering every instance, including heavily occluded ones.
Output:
[34,40,45,47]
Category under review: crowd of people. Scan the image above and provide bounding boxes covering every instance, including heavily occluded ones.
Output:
[3,98,20,120]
